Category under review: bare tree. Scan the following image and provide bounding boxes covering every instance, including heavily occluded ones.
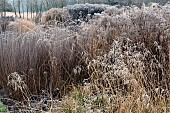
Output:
[1,0,7,17]
[4,0,6,16]
[17,0,21,18]
[12,0,17,17]
[21,0,24,19]
[26,0,29,19]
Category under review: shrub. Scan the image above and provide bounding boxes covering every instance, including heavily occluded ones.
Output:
[67,3,108,21]
[90,3,170,92]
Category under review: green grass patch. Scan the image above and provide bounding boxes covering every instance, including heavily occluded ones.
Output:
[0,101,9,113]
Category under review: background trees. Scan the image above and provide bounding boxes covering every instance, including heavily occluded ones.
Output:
[0,0,13,16]
[0,0,170,18]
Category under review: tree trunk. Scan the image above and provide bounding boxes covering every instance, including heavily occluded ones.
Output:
[3,0,6,17]
[22,1,24,19]
[18,0,21,18]
[26,0,28,20]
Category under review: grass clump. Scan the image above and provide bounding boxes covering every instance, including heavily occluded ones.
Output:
[41,8,69,25]
[7,19,36,33]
